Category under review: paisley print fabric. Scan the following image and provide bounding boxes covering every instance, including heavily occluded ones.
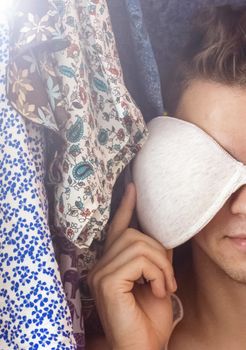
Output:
[7,0,148,248]
[0,16,77,349]
[51,227,105,347]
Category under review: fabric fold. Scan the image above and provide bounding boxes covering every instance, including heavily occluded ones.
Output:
[7,0,148,248]
[0,16,77,349]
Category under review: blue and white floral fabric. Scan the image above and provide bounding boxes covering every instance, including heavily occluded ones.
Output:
[0,16,77,349]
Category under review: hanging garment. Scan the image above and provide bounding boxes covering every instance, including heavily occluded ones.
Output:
[0,16,77,349]
[107,0,164,121]
[7,0,148,249]
[51,226,105,346]
[6,1,148,346]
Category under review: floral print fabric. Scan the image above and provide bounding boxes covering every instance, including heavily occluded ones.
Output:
[7,0,148,248]
[0,16,77,349]
[51,227,105,348]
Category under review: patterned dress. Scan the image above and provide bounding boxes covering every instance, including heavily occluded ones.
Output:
[0,15,77,349]
[2,1,148,348]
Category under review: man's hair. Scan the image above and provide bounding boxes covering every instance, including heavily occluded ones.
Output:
[165,5,246,115]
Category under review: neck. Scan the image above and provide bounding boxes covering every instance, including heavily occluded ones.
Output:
[183,242,246,346]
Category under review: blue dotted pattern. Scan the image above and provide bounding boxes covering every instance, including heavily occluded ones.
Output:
[0,17,76,349]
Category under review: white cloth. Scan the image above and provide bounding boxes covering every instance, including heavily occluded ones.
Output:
[133,116,246,248]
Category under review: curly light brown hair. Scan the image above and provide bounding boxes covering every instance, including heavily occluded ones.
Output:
[165,5,246,115]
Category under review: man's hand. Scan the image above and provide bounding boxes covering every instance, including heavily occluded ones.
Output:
[88,183,177,350]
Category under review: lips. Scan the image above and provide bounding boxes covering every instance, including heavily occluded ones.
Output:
[227,234,246,239]
[226,235,246,250]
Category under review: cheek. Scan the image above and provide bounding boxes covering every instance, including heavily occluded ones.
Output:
[192,224,220,256]
[194,204,229,250]
[192,216,231,269]
[193,230,210,252]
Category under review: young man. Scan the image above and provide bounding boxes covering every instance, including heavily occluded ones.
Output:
[87,5,246,350]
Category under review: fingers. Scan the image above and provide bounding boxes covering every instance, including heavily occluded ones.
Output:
[119,256,168,299]
[89,229,174,286]
[89,181,177,310]
[90,243,176,295]
[98,228,167,271]
[92,255,171,301]
[105,183,136,251]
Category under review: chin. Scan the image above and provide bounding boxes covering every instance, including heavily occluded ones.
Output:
[193,234,246,284]
[213,245,246,284]
[219,263,246,284]
[223,236,246,281]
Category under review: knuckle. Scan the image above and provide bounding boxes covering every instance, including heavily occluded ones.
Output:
[123,228,143,244]
[132,240,148,254]
[135,255,149,267]
[125,227,138,237]
[161,259,173,273]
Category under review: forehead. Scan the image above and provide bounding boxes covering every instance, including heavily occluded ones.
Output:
[176,79,246,164]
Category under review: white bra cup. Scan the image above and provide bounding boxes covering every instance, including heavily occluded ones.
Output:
[132,117,246,249]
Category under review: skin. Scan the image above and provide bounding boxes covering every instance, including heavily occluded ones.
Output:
[87,79,246,350]
[169,79,246,350]
[87,183,176,350]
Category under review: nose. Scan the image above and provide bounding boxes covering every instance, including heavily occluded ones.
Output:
[230,185,246,216]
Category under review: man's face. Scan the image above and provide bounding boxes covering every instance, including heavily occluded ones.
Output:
[176,79,246,282]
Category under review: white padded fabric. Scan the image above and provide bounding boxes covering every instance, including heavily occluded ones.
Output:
[133,116,246,248]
